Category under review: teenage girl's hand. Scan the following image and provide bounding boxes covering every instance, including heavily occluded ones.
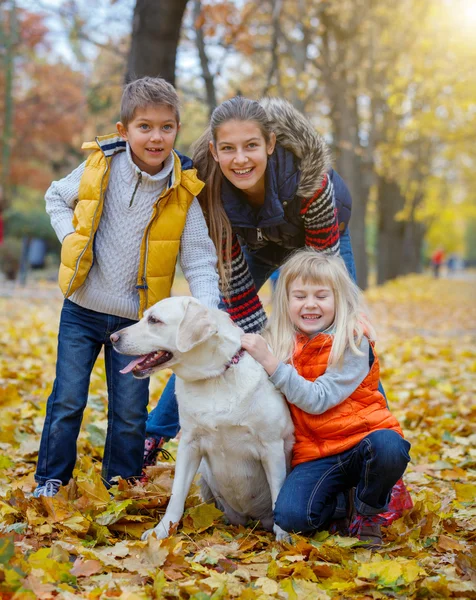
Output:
[241,333,280,377]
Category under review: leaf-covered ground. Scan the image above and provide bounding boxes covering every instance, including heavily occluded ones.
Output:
[0,274,475,599]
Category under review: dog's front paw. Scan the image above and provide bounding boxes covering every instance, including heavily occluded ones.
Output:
[273,523,291,543]
[141,521,170,541]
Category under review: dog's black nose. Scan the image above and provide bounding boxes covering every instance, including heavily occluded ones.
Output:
[110,332,119,343]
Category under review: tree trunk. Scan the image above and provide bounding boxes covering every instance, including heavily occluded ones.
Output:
[401,217,426,274]
[125,0,189,85]
[332,91,368,289]
[320,20,369,289]
[0,0,18,215]
[376,176,405,284]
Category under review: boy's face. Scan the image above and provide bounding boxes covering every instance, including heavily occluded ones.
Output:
[117,105,180,176]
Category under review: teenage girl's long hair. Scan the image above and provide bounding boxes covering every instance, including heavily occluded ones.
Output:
[191,97,273,293]
[264,249,376,367]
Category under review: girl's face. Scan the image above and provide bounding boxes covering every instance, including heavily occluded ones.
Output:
[288,277,336,335]
[210,120,275,199]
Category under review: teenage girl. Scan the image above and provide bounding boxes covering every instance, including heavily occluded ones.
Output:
[144,96,354,461]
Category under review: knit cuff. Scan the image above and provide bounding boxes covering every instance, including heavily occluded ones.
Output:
[55,219,76,243]
[196,292,221,310]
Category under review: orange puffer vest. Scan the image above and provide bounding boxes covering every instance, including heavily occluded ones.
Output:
[289,333,403,467]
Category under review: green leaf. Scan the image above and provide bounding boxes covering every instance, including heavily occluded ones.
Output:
[0,536,15,565]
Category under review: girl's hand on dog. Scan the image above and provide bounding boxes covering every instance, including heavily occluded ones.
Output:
[241,334,280,376]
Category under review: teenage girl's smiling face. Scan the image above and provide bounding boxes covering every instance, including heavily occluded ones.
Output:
[288,277,336,335]
[117,105,180,176]
[210,120,276,200]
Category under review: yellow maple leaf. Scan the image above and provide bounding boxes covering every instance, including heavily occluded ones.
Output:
[358,558,425,586]
[454,482,476,502]
[182,502,223,533]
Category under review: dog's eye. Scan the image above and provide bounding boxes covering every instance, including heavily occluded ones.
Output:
[148,315,162,325]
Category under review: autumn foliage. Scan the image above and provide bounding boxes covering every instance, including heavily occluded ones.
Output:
[0,274,475,598]
[0,8,87,194]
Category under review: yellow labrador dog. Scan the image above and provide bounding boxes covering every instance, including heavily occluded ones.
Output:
[111,297,294,541]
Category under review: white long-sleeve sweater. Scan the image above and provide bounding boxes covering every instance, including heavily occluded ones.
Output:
[45,145,220,320]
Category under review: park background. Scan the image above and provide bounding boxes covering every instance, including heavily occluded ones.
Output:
[0,1,475,599]
[1,0,476,284]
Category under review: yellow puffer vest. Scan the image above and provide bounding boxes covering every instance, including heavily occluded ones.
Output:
[58,133,204,317]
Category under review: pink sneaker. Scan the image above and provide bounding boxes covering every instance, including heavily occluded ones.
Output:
[143,436,172,468]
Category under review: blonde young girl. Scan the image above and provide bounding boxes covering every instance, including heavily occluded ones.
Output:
[241,250,411,545]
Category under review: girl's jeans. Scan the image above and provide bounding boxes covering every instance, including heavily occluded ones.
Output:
[274,430,411,534]
[35,299,150,486]
[146,228,357,440]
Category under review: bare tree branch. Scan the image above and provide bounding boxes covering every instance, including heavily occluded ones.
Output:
[262,0,283,96]
[193,0,217,117]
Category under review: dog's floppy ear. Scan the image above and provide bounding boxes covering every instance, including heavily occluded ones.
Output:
[176,299,218,353]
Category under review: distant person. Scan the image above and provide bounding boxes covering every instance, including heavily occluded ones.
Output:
[33,77,220,497]
[242,250,411,546]
[431,248,445,278]
[446,253,458,276]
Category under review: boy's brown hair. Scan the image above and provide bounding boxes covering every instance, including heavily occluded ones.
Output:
[120,76,180,126]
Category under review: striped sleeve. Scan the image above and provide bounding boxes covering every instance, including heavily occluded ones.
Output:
[300,174,340,254]
[221,234,268,333]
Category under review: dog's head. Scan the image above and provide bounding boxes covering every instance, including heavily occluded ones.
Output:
[112,297,239,380]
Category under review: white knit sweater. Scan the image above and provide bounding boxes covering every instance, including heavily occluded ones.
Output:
[45,144,220,320]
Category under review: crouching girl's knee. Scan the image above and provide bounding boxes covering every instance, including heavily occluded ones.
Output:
[274,496,311,534]
[368,430,411,472]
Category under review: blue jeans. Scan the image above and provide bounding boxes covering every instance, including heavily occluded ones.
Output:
[35,299,150,486]
[274,430,411,534]
[145,228,358,440]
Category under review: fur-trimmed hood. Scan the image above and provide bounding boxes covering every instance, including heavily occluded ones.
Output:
[259,97,332,198]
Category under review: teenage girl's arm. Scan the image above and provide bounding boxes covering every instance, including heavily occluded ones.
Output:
[301,174,340,255]
[45,162,86,242]
[180,199,221,310]
[241,333,370,415]
[220,233,268,333]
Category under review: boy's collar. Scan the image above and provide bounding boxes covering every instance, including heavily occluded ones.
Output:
[95,134,127,157]
[82,134,182,188]
[124,143,174,182]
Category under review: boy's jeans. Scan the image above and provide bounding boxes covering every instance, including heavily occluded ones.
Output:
[146,228,357,440]
[35,299,150,486]
[274,430,411,534]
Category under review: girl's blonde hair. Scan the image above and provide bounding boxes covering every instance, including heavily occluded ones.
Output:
[265,249,375,367]
[191,97,273,292]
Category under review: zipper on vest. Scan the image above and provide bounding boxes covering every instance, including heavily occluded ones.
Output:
[138,179,175,315]
[129,172,142,207]
[142,275,148,308]
[256,228,263,241]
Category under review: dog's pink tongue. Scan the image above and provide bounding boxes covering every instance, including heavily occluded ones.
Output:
[120,356,146,374]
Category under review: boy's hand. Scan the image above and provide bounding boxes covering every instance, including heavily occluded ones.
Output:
[241,333,279,377]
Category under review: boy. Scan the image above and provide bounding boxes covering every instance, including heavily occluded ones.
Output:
[34,77,220,497]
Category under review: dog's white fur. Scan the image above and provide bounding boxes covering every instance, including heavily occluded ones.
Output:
[112,296,294,541]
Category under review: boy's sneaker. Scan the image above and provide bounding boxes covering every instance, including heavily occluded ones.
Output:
[349,513,384,547]
[33,479,62,498]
